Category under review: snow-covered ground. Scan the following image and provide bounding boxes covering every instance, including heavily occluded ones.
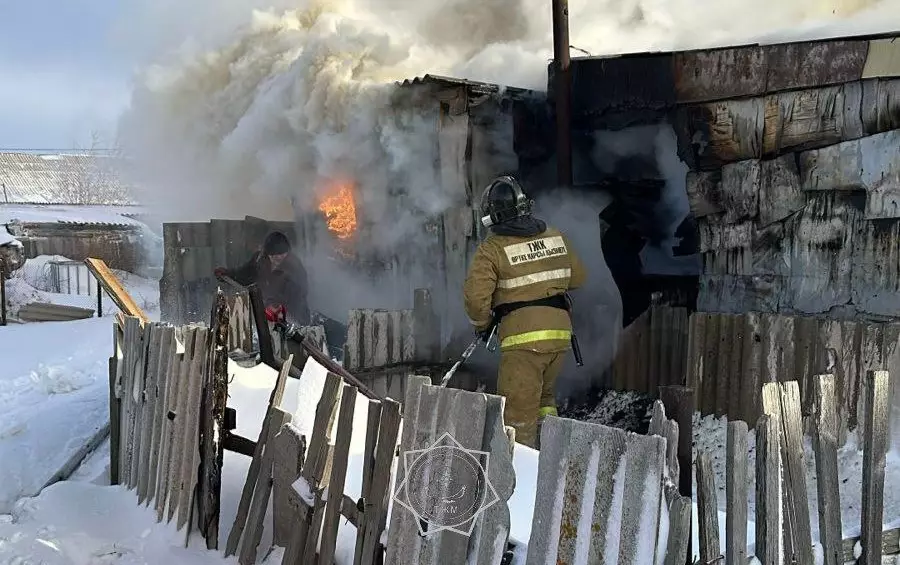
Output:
[692,412,900,551]
[0,316,112,513]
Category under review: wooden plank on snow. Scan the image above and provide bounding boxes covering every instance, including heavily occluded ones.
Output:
[272,423,307,548]
[357,398,401,565]
[755,414,782,565]
[199,291,229,549]
[281,372,342,565]
[696,450,721,564]
[156,343,182,521]
[129,320,151,490]
[761,381,814,565]
[84,257,149,323]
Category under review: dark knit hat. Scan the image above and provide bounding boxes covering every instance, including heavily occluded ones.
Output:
[263,231,291,255]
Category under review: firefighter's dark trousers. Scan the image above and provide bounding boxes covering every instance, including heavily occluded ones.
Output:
[497,349,565,449]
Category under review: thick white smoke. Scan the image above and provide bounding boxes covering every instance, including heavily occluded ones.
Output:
[114,0,898,346]
[116,0,900,226]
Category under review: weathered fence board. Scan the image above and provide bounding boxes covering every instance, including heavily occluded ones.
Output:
[725,421,749,565]
[691,375,897,565]
[225,356,292,557]
[687,311,900,432]
[696,451,720,563]
[861,370,890,565]
[109,311,222,549]
[755,414,782,564]
[813,374,843,565]
[281,372,341,565]
[524,416,667,565]
[385,376,515,564]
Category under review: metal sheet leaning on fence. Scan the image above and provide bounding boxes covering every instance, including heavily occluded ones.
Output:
[462,175,586,449]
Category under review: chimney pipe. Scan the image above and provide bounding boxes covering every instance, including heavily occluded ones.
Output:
[552,0,573,188]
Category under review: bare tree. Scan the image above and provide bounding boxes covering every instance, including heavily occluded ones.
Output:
[64,130,134,205]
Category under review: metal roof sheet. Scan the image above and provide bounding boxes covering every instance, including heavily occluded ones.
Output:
[396,74,541,97]
[0,152,137,206]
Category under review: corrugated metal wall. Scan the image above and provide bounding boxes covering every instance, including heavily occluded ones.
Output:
[610,305,690,395]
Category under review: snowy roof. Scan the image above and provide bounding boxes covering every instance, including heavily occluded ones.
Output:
[0,227,21,247]
[0,152,137,206]
[0,204,147,228]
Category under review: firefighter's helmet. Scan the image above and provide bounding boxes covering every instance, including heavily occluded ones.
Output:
[479,175,533,228]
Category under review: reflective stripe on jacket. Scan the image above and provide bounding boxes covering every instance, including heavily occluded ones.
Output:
[463,226,586,353]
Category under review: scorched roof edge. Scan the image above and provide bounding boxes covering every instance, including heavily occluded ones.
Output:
[396,74,542,97]
[568,28,900,61]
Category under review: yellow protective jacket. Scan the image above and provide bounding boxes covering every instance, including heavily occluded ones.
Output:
[463,226,586,353]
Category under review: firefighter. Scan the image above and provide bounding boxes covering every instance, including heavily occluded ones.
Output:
[463,175,586,449]
[214,231,310,358]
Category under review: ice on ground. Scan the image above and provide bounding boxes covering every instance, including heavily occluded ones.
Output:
[0,317,113,513]
[692,413,900,543]
[0,482,235,564]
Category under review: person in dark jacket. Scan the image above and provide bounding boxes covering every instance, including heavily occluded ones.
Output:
[214,231,311,326]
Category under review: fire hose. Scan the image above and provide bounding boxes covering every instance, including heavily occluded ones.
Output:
[439,292,584,387]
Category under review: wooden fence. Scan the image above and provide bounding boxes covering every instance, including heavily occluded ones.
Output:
[109,287,230,549]
[110,312,227,548]
[694,373,900,564]
[525,402,691,564]
[610,304,690,395]
[686,312,900,436]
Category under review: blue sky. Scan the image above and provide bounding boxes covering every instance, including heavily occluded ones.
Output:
[0,1,136,150]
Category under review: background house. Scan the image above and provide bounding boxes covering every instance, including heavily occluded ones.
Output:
[0,151,156,274]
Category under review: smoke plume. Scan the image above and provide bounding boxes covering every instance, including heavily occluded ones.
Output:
[115,0,896,344]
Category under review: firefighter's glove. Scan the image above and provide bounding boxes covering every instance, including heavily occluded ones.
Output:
[265,304,286,322]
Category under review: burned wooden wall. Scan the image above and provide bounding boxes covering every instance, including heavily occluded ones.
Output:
[558,33,900,318]
[681,40,900,317]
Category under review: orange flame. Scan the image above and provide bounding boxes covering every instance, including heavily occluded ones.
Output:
[317,181,358,240]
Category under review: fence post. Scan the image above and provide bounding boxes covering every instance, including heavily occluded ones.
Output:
[97,278,103,317]
[861,369,889,565]
[813,374,842,565]
[658,385,694,565]
[0,261,6,326]
[725,420,749,565]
